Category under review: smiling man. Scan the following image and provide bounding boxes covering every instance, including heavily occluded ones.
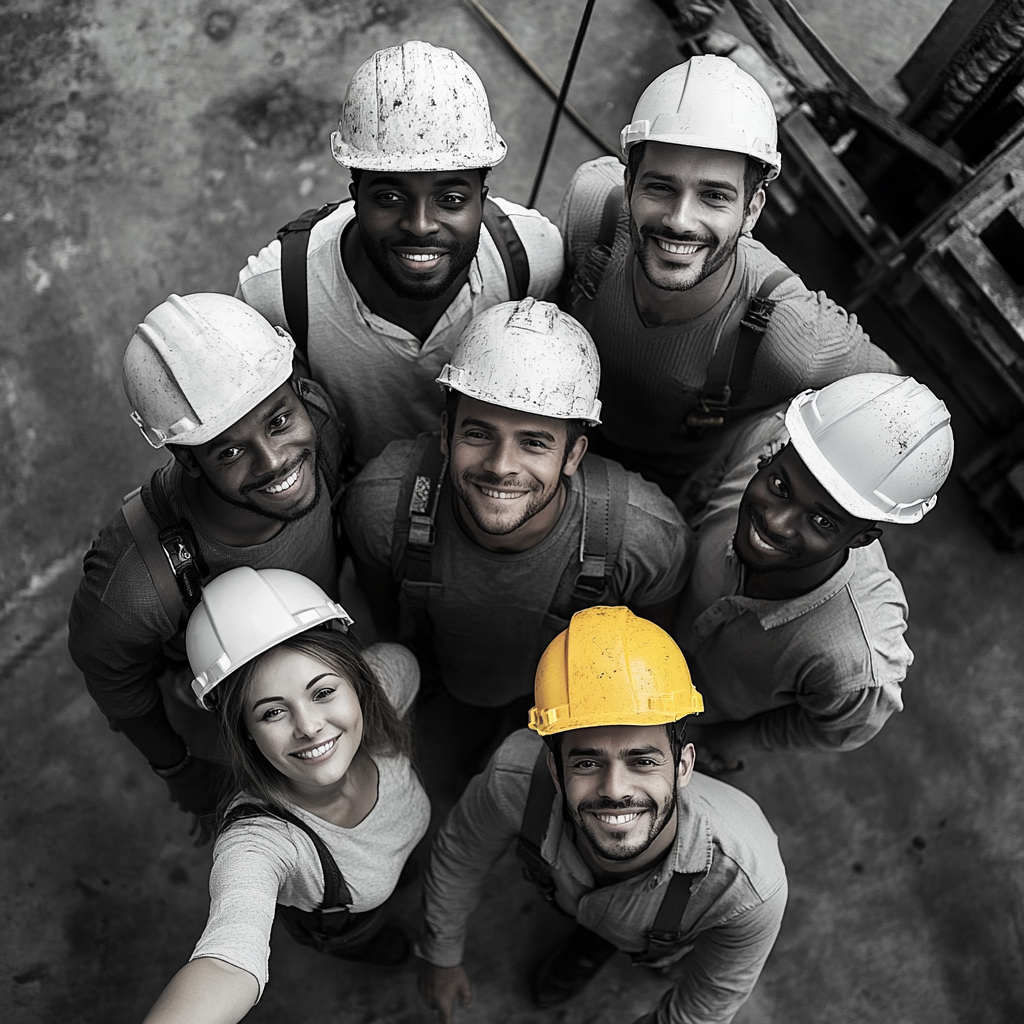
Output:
[558,55,898,493]
[68,294,347,829]
[341,299,693,764]
[673,374,954,771]
[417,606,787,1024]
[236,41,563,468]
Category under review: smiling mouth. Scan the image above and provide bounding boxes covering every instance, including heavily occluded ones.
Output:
[591,810,644,826]
[292,737,337,760]
[654,238,706,255]
[747,510,797,557]
[477,484,530,500]
[262,465,301,495]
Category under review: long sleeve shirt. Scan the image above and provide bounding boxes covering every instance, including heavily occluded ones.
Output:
[420,729,787,1024]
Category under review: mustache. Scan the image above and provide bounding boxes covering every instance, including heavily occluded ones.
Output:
[461,470,541,491]
[637,225,715,247]
[576,797,656,814]
[745,501,800,556]
[242,449,313,495]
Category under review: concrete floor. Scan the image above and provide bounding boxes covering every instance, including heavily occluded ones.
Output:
[2,1,1022,1021]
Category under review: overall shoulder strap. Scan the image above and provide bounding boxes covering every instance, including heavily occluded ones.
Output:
[121,486,187,630]
[482,198,530,300]
[393,435,448,594]
[277,200,348,363]
[516,747,559,902]
[222,803,352,911]
[638,870,702,963]
[686,266,797,434]
[549,455,629,620]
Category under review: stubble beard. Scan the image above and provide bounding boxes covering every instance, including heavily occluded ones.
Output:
[571,792,676,863]
[631,219,741,294]
[202,446,322,525]
[452,469,562,536]
[359,225,480,301]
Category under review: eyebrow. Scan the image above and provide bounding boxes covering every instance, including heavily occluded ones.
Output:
[566,745,667,758]
[250,673,338,710]
[638,172,739,194]
[458,417,558,444]
[367,174,476,191]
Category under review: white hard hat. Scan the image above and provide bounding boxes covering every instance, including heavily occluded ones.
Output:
[785,373,954,525]
[187,567,353,710]
[123,293,294,449]
[331,40,507,172]
[436,298,602,425]
[621,55,781,182]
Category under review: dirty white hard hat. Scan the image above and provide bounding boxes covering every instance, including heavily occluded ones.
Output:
[621,54,781,181]
[436,298,602,424]
[123,293,294,449]
[785,373,954,524]
[187,567,354,710]
[331,40,507,172]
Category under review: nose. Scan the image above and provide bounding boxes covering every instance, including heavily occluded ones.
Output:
[400,196,440,239]
[661,190,701,236]
[596,760,634,803]
[250,435,290,479]
[481,436,522,480]
[762,500,800,539]
[292,703,325,740]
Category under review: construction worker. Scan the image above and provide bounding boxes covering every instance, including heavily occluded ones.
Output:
[68,294,346,832]
[558,55,899,494]
[341,298,694,768]
[237,40,564,469]
[143,568,428,1023]
[673,373,954,771]
[417,606,787,1023]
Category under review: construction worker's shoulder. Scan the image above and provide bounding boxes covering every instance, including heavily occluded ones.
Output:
[490,727,546,778]
[620,462,687,528]
[559,157,626,254]
[348,437,434,488]
[688,773,786,898]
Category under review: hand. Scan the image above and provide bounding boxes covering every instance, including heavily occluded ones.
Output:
[418,961,472,1024]
[692,723,750,776]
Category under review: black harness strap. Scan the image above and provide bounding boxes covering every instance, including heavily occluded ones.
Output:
[223,803,351,910]
[121,488,188,630]
[515,747,702,963]
[482,198,531,300]
[549,455,629,621]
[277,200,348,363]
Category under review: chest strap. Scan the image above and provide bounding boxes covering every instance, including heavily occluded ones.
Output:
[223,803,352,911]
[515,748,701,964]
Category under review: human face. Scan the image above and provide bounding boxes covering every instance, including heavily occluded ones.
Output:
[245,646,364,791]
[354,169,485,301]
[190,384,319,523]
[627,142,763,293]
[558,725,690,864]
[734,444,877,574]
[442,395,586,538]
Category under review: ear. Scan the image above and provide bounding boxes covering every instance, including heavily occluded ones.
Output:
[480,183,489,203]
[622,165,633,213]
[676,742,696,789]
[562,434,588,478]
[742,187,767,234]
[169,445,202,479]
[848,526,883,548]
[440,411,450,457]
[546,749,563,795]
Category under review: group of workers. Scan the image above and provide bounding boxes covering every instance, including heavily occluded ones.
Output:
[67,40,955,1024]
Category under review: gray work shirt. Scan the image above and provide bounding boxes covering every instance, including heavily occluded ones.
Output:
[342,438,694,706]
[673,417,911,750]
[420,729,787,1024]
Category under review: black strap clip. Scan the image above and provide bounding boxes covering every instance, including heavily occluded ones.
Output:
[157,522,207,611]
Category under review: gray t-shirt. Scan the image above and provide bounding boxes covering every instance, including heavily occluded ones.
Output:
[237,198,564,466]
[342,438,694,706]
[190,645,428,997]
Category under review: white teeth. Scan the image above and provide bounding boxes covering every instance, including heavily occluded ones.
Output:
[399,252,440,262]
[295,738,336,759]
[594,811,641,825]
[264,467,300,494]
[656,239,703,255]
[479,486,527,500]
[750,522,778,552]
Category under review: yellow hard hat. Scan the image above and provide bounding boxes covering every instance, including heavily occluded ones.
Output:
[529,607,703,736]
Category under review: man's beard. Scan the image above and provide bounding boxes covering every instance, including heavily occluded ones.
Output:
[359,225,480,301]
[203,447,321,525]
[450,468,562,536]
[631,220,740,294]
[570,792,676,863]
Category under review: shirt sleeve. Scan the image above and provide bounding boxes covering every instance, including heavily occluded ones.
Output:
[190,821,298,999]
[490,197,565,299]
[236,237,289,330]
[417,737,535,967]
[615,473,696,607]
[557,157,625,271]
[655,877,788,1024]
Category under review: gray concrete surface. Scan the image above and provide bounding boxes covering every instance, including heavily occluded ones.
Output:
[2,1,1022,1022]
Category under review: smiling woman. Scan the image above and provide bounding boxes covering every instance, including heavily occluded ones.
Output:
[141,568,428,1024]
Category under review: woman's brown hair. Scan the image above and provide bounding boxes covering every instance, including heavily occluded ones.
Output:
[212,627,412,824]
